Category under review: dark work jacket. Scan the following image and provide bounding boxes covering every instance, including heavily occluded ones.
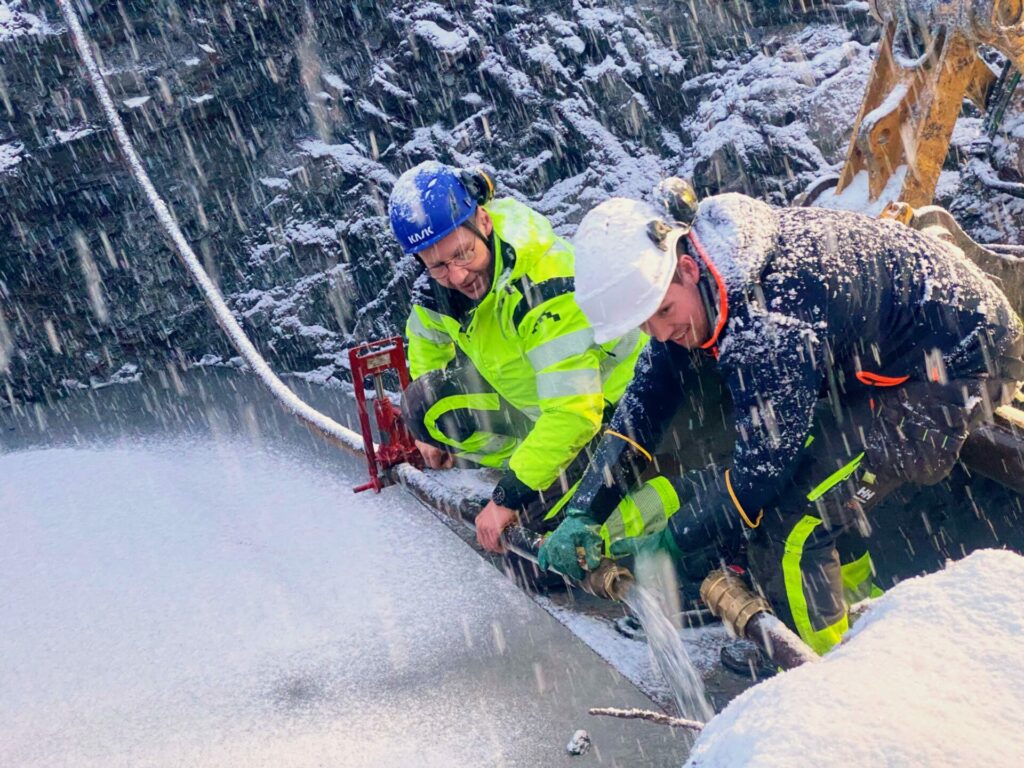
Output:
[575,194,1024,522]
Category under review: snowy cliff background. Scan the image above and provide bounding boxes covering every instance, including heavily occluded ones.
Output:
[2,0,1023,401]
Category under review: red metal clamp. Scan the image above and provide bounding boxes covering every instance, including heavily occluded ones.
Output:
[348,337,423,493]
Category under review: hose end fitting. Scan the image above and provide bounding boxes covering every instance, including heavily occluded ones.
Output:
[582,559,635,602]
[700,569,771,638]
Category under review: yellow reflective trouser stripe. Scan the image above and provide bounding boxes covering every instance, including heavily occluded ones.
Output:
[782,515,849,655]
[543,478,582,521]
[841,551,872,601]
[806,452,865,502]
[841,551,884,603]
[600,476,681,553]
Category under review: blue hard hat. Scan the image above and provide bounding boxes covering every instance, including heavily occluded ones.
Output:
[389,161,477,255]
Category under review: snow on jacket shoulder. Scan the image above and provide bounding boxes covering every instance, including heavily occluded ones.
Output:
[575,194,1024,522]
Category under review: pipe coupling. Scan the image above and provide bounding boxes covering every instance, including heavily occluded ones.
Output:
[582,559,635,602]
[700,569,771,638]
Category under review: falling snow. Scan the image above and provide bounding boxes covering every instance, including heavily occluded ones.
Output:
[1,1,1023,765]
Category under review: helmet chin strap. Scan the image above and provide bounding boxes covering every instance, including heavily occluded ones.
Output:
[462,217,498,295]
[675,237,719,346]
[461,214,492,252]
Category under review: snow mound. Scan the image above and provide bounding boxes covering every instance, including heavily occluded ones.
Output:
[686,549,1024,767]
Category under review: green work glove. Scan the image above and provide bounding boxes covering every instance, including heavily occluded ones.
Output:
[537,510,604,581]
[608,528,681,561]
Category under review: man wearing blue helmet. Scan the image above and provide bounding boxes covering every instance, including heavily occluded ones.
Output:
[389,161,648,554]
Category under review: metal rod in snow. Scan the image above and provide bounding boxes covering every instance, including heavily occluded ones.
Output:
[587,707,705,731]
[56,0,364,454]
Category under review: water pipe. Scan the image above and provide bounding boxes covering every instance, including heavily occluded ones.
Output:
[700,568,819,669]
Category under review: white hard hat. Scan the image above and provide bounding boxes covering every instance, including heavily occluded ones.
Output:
[573,198,689,344]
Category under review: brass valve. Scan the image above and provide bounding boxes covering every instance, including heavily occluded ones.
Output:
[581,558,635,602]
[700,569,772,638]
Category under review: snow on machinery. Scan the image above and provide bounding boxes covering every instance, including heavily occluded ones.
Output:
[800,0,1024,483]
[834,0,1024,207]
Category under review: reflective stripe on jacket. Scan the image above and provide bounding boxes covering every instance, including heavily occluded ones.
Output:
[405,198,646,494]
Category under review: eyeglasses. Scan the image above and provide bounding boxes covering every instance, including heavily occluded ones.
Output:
[424,248,477,280]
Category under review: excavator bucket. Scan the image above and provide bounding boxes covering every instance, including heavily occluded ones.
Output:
[836,0,1024,208]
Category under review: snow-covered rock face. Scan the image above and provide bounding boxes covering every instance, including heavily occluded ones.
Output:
[679,24,875,202]
[684,549,1024,768]
[0,0,54,43]
[0,2,1021,399]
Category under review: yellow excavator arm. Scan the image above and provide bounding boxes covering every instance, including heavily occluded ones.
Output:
[837,0,1024,207]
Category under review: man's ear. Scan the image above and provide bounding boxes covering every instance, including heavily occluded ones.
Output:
[476,206,494,237]
[676,254,700,285]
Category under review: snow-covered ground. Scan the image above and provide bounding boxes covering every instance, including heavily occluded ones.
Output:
[0,433,689,766]
[537,595,729,712]
[686,549,1024,767]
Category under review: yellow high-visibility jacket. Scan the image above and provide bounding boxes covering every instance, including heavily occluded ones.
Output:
[406,197,645,504]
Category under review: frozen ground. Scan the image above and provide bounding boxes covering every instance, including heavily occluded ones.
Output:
[0,377,692,767]
[686,549,1024,767]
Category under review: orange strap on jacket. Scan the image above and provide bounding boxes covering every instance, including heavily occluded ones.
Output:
[725,469,762,528]
[855,371,909,387]
[605,430,653,462]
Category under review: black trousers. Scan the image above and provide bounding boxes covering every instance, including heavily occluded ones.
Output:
[747,376,1019,653]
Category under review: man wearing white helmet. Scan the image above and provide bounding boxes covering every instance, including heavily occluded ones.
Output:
[538,180,1024,654]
